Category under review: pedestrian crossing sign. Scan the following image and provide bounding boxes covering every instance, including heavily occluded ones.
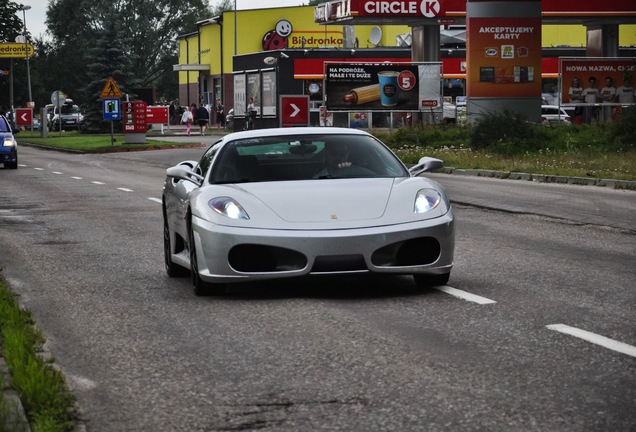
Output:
[100,77,122,98]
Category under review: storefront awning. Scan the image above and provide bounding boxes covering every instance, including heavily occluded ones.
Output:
[173,64,210,72]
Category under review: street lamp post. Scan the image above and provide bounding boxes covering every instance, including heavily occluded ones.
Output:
[19,5,33,111]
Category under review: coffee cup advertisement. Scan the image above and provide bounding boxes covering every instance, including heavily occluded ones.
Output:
[325,63,421,111]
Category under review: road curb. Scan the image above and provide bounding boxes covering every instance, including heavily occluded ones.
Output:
[0,356,31,432]
[440,167,636,191]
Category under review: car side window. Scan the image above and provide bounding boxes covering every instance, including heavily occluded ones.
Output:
[198,141,222,177]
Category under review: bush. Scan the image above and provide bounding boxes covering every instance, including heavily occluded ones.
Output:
[470,110,543,155]
[611,105,636,151]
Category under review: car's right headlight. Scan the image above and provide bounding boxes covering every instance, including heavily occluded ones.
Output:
[209,197,250,220]
[414,188,441,214]
[3,137,15,147]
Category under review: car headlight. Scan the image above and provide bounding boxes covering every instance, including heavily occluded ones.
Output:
[414,189,441,214]
[3,137,15,147]
[209,197,250,220]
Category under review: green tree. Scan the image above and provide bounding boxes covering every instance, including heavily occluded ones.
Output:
[81,10,134,133]
[44,0,211,106]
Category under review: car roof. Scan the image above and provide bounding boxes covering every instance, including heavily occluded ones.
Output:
[223,127,371,141]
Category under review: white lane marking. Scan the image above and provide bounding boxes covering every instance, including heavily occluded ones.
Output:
[52,171,63,174]
[148,197,162,204]
[34,167,44,170]
[91,181,105,185]
[71,176,82,180]
[117,188,133,192]
[547,324,636,358]
[18,164,27,167]
[435,285,497,304]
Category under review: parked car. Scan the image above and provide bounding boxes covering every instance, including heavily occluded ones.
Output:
[163,127,455,296]
[0,114,19,169]
[46,99,85,131]
[541,105,571,126]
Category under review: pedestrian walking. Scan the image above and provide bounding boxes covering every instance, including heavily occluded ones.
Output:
[195,103,209,135]
[181,106,193,136]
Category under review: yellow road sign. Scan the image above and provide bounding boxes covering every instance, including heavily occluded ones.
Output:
[100,77,122,98]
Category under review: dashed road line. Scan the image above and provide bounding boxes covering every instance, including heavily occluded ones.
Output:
[148,197,162,204]
[52,171,63,175]
[117,188,133,192]
[435,285,497,304]
[34,167,44,171]
[91,181,105,185]
[71,176,82,180]
[547,324,636,358]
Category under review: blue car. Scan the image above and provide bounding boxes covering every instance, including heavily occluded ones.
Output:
[0,114,19,169]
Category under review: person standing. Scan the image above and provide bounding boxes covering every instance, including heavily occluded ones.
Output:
[582,76,600,123]
[599,76,617,121]
[181,106,193,136]
[568,77,584,124]
[615,76,635,104]
[215,100,225,129]
[169,101,176,125]
[195,103,209,136]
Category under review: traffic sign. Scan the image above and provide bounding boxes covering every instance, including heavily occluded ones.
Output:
[100,77,123,98]
[103,98,121,121]
[280,95,309,127]
[15,108,32,126]
[51,90,66,106]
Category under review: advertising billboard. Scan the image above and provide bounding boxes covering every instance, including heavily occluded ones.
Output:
[466,17,542,98]
[324,62,442,111]
[560,58,636,106]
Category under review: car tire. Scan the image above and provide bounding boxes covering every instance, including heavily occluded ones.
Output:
[413,272,450,288]
[188,220,225,296]
[163,212,188,277]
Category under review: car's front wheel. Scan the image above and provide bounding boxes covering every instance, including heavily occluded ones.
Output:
[163,212,188,277]
[188,221,225,296]
[413,272,450,288]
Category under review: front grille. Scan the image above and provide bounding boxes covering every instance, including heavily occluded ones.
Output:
[311,254,366,272]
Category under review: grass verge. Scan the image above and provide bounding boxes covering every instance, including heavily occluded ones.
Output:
[0,273,77,432]
[17,130,184,153]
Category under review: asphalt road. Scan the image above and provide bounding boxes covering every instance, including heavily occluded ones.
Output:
[0,142,634,431]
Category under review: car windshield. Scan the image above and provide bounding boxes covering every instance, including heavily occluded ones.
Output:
[0,117,10,132]
[60,105,80,114]
[209,134,409,184]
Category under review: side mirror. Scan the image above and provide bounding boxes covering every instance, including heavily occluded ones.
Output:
[409,157,444,176]
[166,163,204,185]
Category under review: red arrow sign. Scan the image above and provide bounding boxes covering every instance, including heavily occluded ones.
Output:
[281,95,309,127]
[15,108,32,126]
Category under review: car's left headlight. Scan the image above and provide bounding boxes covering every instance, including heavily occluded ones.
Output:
[414,189,441,214]
[209,197,250,220]
[3,137,15,147]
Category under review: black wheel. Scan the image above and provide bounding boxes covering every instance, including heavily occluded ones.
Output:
[413,272,450,288]
[188,221,225,296]
[163,212,188,277]
[5,153,17,169]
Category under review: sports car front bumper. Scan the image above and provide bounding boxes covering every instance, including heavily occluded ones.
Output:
[192,208,454,283]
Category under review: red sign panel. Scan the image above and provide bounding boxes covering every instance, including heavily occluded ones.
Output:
[146,106,169,124]
[123,101,147,133]
[15,108,33,126]
[280,95,309,127]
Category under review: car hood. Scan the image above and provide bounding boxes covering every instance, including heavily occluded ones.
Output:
[244,178,393,222]
[193,177,448,229]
